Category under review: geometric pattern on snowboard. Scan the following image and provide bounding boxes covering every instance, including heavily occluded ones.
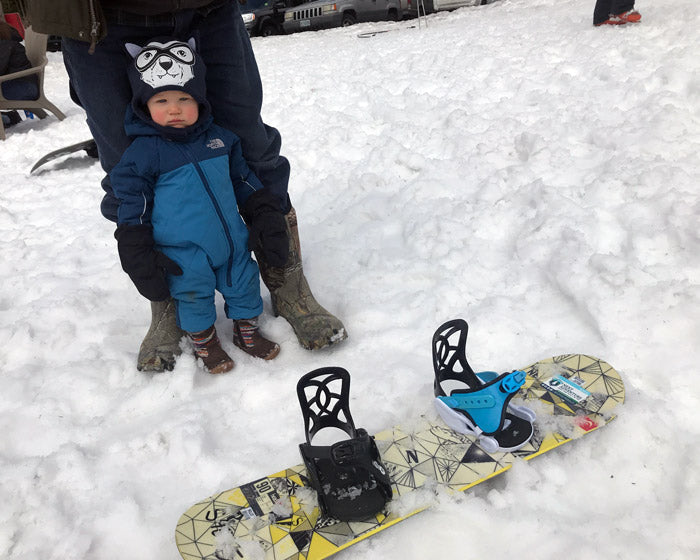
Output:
[176,354,624,560]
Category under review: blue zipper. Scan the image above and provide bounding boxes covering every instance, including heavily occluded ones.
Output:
[181,145,236,287]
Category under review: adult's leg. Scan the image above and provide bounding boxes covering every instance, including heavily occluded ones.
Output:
[594,0,636,24]
[62,23,178,219]
[254,208,348,350]
[62,24,185,371]
[192,2,348,349]
[62,33,132,204]
[137,299,182,371]
[1,110,22,126]
[593,0,613,25]
[610,1,636,16]
[193,0,290,210]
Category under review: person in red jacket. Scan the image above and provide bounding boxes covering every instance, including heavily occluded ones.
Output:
[0,21,39,127]
[594,0,642,26]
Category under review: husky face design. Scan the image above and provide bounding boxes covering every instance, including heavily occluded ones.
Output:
[126,39,196,88]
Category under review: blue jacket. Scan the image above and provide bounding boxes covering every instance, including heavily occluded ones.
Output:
[111,108,264,280]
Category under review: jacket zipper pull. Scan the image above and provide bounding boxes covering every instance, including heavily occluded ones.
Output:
[88,0,100,54]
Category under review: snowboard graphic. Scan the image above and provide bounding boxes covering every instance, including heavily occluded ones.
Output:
[176,354,624,560]
[30,139,98,173]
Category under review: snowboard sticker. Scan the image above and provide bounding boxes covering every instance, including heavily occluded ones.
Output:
[541,374,591,404]
[176,354,624,560]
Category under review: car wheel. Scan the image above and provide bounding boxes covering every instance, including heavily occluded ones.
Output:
[388,9,399,21]
[341,13,357,26]
[260,23,276,37]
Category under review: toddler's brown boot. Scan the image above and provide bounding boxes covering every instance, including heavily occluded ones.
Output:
[233,318,280,360]
[188,325,234,374]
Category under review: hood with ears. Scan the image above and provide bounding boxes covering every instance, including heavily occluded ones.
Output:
[125,37,212,140]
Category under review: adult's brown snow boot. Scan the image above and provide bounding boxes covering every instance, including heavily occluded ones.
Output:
[137,298,184,372]
[255,207,347,350]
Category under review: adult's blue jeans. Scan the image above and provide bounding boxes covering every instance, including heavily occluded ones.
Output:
[62,0,290,222]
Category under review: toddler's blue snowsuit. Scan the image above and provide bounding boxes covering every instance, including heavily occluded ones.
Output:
[111,107,264,332]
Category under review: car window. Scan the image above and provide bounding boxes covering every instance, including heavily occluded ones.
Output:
[240,0,273,13]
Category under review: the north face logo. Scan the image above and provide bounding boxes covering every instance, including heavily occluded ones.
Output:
[207,138,225,149]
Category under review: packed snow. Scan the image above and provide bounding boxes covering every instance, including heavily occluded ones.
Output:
[1,0,698,558]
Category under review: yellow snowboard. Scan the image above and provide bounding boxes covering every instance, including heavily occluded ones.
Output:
[176,354,624,560]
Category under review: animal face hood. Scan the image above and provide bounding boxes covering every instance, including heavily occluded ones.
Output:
[125,37,212,138]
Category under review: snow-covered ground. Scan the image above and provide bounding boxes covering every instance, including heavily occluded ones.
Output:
[1,0,698,558]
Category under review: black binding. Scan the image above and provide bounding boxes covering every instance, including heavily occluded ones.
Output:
[297,367,392,521]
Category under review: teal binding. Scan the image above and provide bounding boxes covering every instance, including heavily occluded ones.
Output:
[437,370,526,434]
[432,319,535,452]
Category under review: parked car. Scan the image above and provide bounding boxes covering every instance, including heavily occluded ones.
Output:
[432,0,488,12]
[283,0,402,34]
[401,0,493,18]
[241,0,310,36]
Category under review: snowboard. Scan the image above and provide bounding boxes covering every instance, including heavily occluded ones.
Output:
[30,139,98,173]
[175,354,624,560]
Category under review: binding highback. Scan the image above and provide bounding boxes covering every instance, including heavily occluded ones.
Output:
[297,367,356,443]
[432,319,480,395]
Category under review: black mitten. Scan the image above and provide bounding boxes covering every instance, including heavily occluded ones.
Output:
[241,190,289,268]
[114,224,182,301]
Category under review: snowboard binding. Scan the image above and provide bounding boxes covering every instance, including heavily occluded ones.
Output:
[432,319,536,453]
[297,367,392,521]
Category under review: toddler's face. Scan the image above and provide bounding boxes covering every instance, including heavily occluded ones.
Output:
[147,90,199,128]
